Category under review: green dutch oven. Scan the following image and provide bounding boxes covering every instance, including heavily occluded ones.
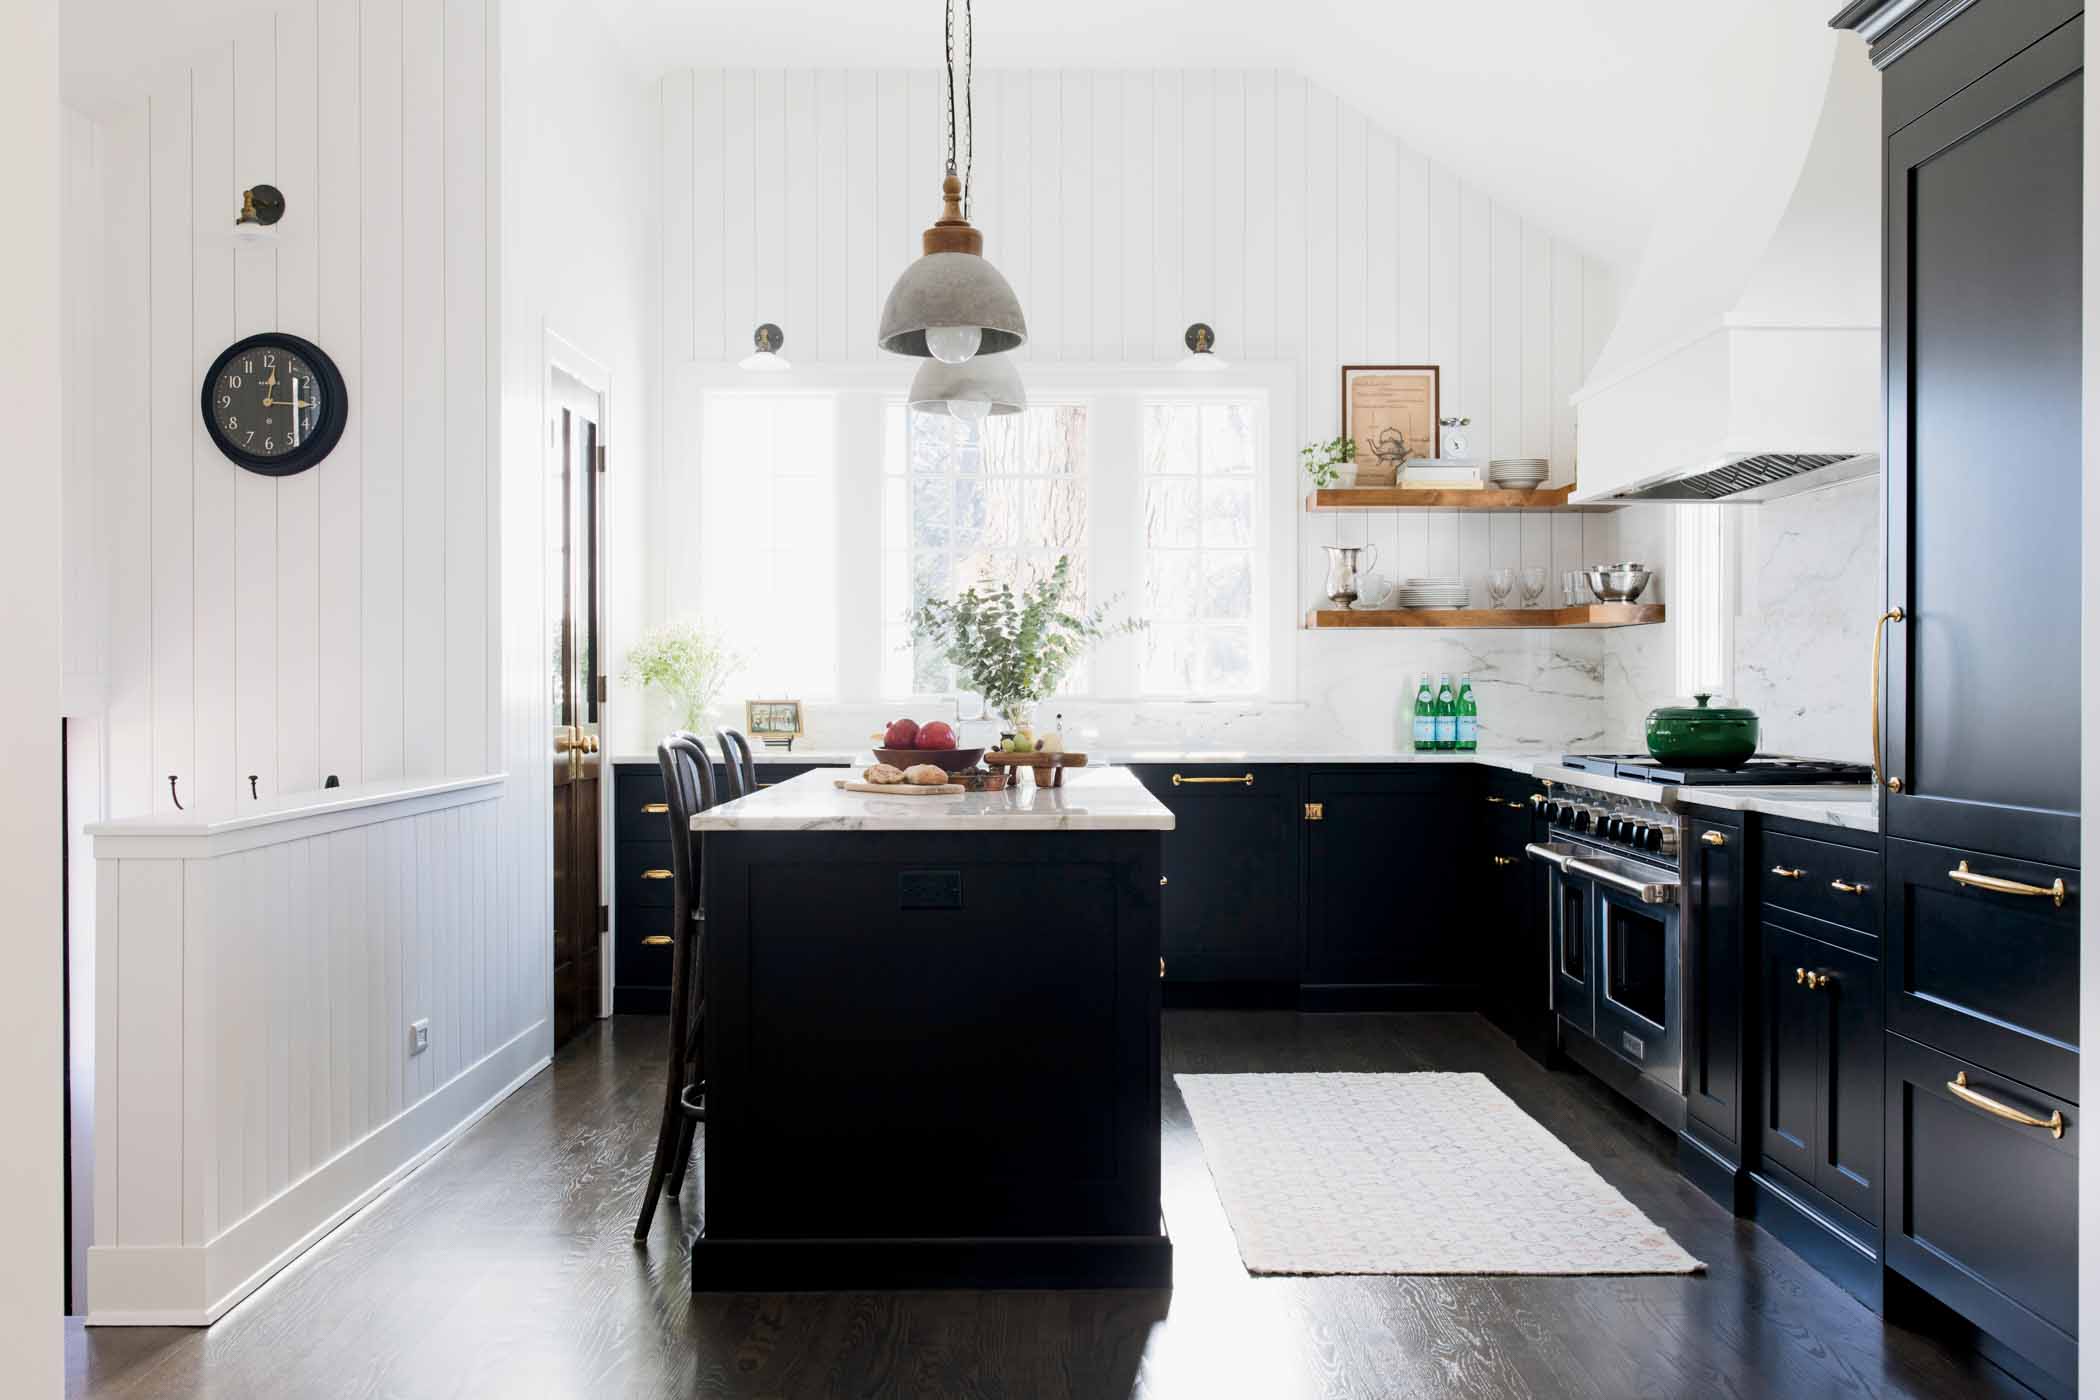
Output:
[1645,693,1759,767]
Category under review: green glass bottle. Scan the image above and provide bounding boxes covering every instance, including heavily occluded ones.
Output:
[1455,674,1478,752]
[1434,673,1457,752]
[1411,673,1435,752]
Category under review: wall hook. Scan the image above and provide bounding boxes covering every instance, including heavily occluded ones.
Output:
[324,774,341,789]
[168,775,184,811]
[249,775,260,800]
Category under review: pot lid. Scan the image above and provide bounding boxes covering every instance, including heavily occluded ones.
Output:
[1648,692,1758,722]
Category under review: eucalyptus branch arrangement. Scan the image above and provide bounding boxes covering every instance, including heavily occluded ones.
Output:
[623,619,744,731]
[909,556,1142,718]
[1300,433,1357,488]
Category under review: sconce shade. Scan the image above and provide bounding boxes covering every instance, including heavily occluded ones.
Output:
[908,351,1027,418]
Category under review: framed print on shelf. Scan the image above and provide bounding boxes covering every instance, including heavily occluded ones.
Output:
[744,698,806,749]
[1340,365,1441,486]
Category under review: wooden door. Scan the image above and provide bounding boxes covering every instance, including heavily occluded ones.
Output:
[1883,19,2083,866]
[551,397,605,1048]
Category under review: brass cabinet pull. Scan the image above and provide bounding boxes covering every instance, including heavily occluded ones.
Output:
[641,935,673,947]
[1795,967,1830,990]
[1949,860,2067,909]
[1701,831,1727,847]
[1492,855,1517,867]
[1949,1071,2063,1139]
[641,802,669,815]
[1159,958,1166,979]
[1174,773,1253,786]
[1771,865,1804,879]
[1304,802,1324,821]
[1871,606,1904,790]
[641,868,673,880]
[1795,966,1806,985]
[1830,878,1868,895]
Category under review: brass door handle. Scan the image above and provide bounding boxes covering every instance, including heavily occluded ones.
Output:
[1830,878,1868,895]
[554,726,584,754]
[1175,773,1253,786]
[1949,1072,2063,1138]
[1872,606,1903,791]
[1770,865,1805,879]
[641,802,669,815]
[1701,831,1727,847]
[1950,860,2067,909]
[641,869,673,880]
[641,935,674,947]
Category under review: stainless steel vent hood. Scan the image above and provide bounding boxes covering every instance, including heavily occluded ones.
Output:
[1571,31,1880,505]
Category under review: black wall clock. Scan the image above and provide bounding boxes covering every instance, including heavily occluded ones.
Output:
[201,332,348,477]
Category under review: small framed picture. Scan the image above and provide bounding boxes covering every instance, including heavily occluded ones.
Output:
[1341,365,1441,484]
[744,699,805,747]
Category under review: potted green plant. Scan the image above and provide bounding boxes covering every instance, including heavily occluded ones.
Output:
[909,556,1141,735]
[622,619,744,733]
[1300,433,1357,488]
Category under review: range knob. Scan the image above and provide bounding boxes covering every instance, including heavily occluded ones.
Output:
[1571,807,1593,832]
[1552,801,1574,827]
[1606,815,1631,842]
[1632,823,1660,852]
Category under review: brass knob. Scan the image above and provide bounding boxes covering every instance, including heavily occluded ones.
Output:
[1492,855,1517,867]
[1160,875,1169,886]
[1796,966,1806,985]
[1808,971,1831,990]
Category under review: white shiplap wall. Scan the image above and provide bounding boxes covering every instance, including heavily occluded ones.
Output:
[90,0,494,822]
[654,68,1621,663]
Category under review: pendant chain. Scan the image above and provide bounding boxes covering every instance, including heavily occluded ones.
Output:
[941,0,975,219]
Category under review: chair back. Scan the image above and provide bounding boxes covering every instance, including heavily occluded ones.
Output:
[717,728,758,800]
[656,735,715,924]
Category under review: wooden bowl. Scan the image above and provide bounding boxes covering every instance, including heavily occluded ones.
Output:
[873,746,985,773]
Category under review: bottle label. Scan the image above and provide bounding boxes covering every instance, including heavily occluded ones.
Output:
[1435,714,1456,747]
[1458,715,1479,746]
[1413,715,1435,748]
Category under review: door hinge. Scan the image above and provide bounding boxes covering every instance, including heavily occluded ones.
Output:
[598,903,609,933]
[1304,802,1324,822]
[596,674,608,704]
[594,443,607,472]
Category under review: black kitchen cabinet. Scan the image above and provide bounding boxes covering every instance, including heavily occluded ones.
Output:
[1756,922,1882,1248]
[1877,5,2083,868]
[1480,776,1550,1058]
[1127,765,1303,993]
[1301,768,1473,1006]
[1682,813,1745,1171]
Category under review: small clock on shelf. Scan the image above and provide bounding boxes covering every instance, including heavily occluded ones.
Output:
[200,332,348,477]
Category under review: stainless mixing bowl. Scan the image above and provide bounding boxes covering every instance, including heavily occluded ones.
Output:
[1582,563,1654,602]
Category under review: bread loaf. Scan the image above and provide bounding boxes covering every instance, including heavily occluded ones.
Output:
[905,764,948,786]
[862,762,905,785]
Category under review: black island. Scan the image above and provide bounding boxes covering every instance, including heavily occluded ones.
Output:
[690,765,1174,1290]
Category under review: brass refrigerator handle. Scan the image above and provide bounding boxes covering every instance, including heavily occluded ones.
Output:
[1949,1072,2064,1138]
[1949,860,2067,909]
[1174,773,1253,786]
[1871,606,1903,790]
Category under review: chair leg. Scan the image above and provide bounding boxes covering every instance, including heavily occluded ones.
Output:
[635,918,696,1241]
[667,1113,699,1195]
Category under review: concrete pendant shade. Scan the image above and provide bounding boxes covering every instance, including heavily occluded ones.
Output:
[908,351,1027,417]
[878,174,1028,358]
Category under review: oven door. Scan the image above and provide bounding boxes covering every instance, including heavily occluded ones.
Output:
[1528,842,1594,1036]
[1591,878,1683,1090]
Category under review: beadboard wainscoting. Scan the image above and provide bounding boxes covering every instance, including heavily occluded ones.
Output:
[85,775,540,1326]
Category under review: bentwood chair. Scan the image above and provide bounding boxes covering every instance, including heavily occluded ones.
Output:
[716,727,758,800]
[633,734,715,1240]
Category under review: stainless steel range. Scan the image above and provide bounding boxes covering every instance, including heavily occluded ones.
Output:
[1523,753,1873,1129]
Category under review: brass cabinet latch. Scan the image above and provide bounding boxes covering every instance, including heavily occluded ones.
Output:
[1304,802,1324,822]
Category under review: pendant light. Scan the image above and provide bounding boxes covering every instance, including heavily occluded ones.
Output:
[877,0,1026,363]
[909,351,1026,423]
[738,323,791,372]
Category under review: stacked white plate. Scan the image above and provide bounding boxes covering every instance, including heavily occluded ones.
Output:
[1392,576,1470,610]
[1489,457,1549,488]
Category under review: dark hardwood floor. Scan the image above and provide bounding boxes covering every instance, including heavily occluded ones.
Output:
[70,1012,2026,1399]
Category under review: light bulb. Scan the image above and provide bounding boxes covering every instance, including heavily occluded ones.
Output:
[925,325,982,364]
[950,396,992,424]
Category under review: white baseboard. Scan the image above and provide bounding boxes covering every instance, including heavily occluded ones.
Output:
[88,1021,550,1326]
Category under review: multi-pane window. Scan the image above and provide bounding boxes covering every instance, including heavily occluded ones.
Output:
[881,403,1091,697]
[1140,401,1260,695]
[699,392,840,698]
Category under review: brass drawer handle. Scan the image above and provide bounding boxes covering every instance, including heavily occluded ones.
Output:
[641,802,669,815]
[641,935,673,947]
[1492,855,1517,867]
[1949,1071,2063,1139]
[1950,860,2067,909]
[1770,865,1804,879]
[641,868,673,880]
[1175,773,1253,786]
[1701,831,1727,847]
[1830,878,1867,895]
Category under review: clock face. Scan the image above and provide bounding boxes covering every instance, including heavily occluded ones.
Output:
[201,334,347,476]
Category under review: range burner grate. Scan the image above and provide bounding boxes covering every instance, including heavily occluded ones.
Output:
[1557,753,1874,786]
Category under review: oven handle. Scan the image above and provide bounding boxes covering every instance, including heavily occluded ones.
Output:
[1566,856,1681,906]
[1524,842,1575,870]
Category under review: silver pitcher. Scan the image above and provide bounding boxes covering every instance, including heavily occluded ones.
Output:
[1322,544,1378,606]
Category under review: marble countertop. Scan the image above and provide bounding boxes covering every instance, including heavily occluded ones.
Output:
[693,765,1175,833]
[1668,784,1879,834]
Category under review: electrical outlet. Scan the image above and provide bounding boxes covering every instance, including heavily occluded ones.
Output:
[410,1019,430,1056]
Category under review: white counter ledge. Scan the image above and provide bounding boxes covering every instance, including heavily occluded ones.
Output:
[1671,784,1880,834]
[694,765,1174,833]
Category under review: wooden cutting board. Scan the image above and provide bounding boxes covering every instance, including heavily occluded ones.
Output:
[833,779,967,796]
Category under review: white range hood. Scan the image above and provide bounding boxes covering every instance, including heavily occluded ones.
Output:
[1572,32,1880,504]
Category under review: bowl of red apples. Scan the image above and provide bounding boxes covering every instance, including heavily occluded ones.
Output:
[872,718,985,773]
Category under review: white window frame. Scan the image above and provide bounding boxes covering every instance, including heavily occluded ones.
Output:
[673,360,1300,704]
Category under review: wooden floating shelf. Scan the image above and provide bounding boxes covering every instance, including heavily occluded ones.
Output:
[1306,484,1615,512]
[1306,603,1666,630]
